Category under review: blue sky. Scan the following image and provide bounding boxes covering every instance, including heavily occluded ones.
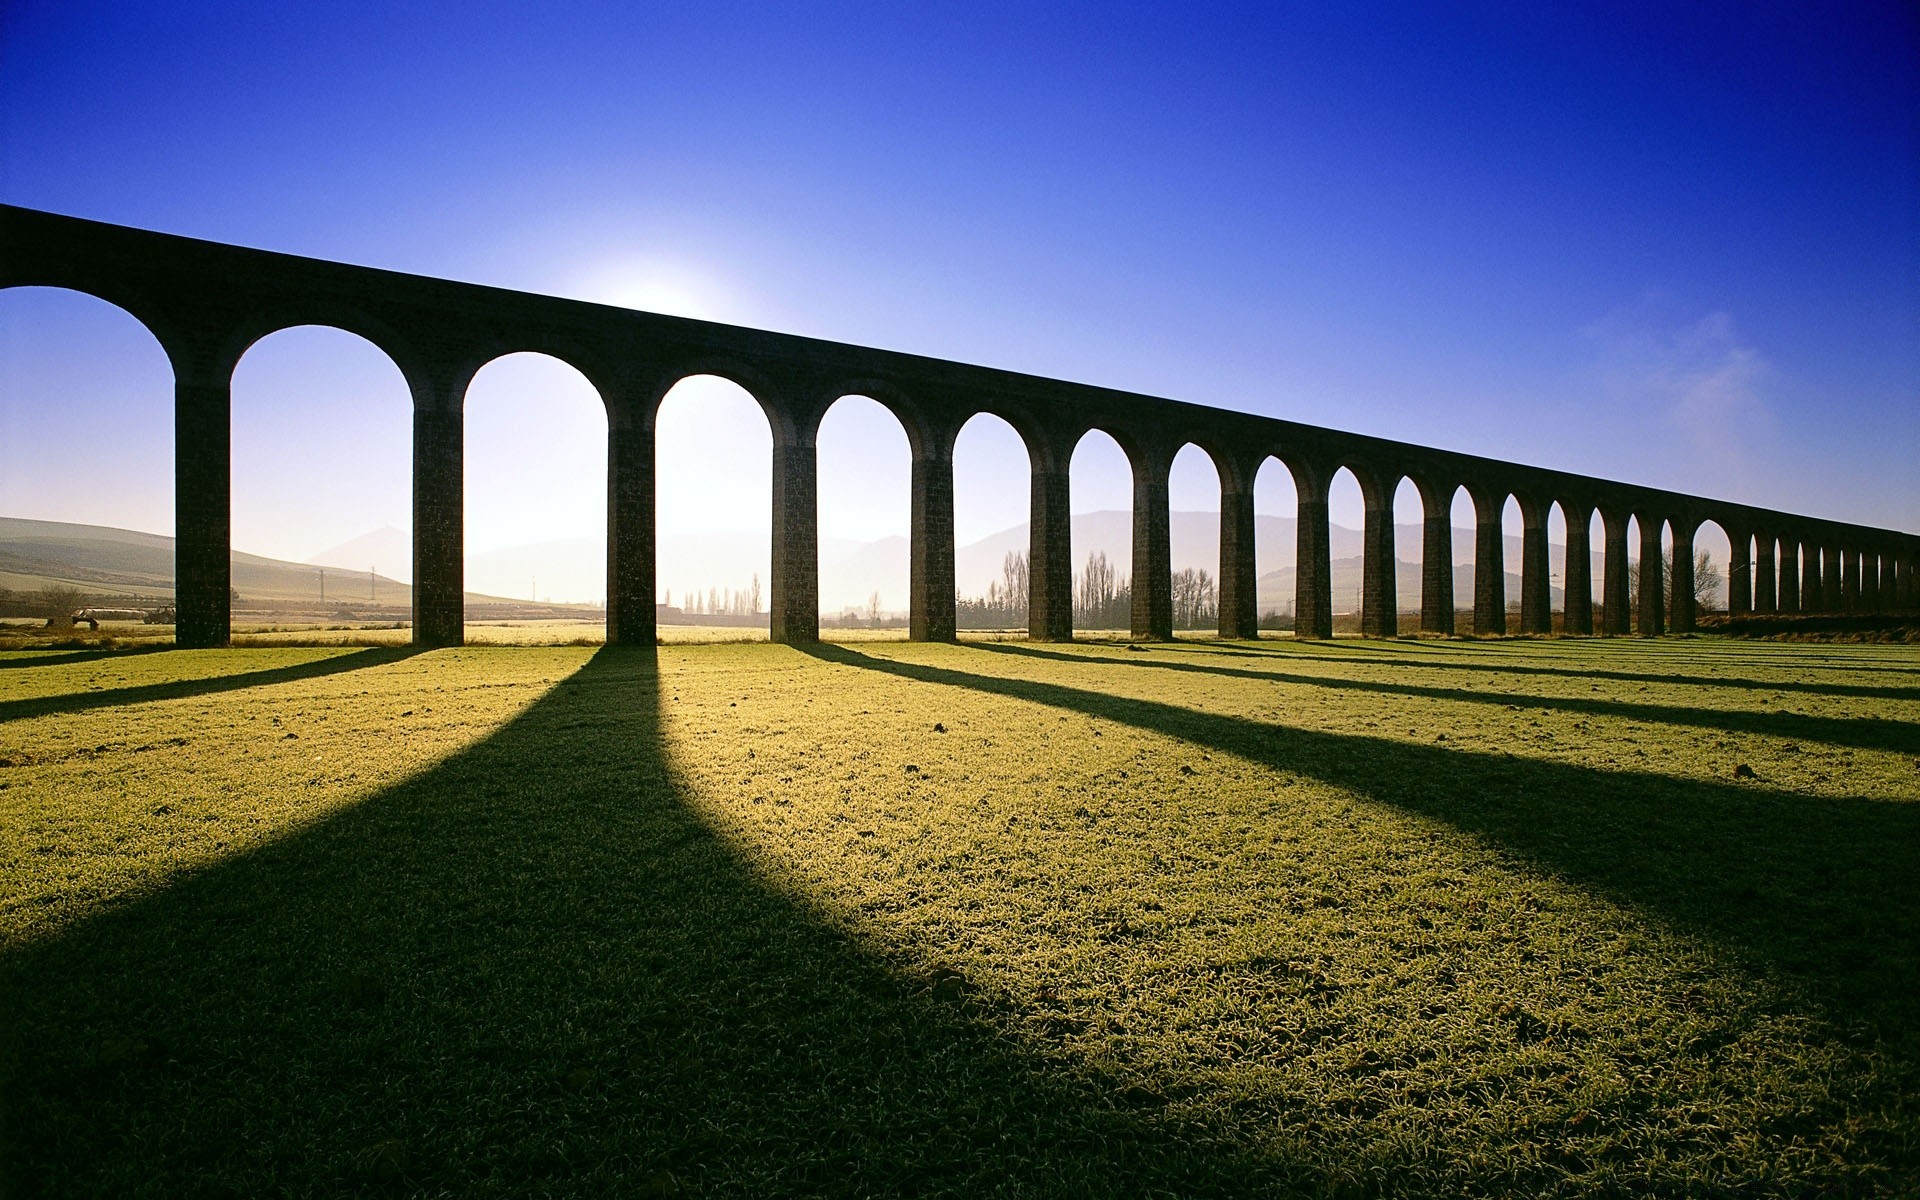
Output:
[2,1,1914,604]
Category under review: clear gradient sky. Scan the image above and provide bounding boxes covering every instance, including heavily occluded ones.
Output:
[2,1,1915,605]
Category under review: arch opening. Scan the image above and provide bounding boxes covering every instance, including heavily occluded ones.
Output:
[1391,476,1424,628]
[0,287,175,633]
[1250,457,1298,634]
[817,394,910,635]
[653,374,773,638]
[952,411,1032,633]
[1168,443,1222,634]
[462,353,607,638]
[1068,429,1133,636]
[1328,466,1367,633]
[231,324,411,633]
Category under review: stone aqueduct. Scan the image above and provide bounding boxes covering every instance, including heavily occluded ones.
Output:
[5,204,1915,650]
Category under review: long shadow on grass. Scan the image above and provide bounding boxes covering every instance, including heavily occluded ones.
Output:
[0,645,173,671]
[0,646,420,722]
[803,644,1920,1030]
[0,647,1304,1198]
[1184,640,1920,700]
[980,643,1920,754]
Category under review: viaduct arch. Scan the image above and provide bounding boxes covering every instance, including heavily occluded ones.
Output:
[5,204,1914,648]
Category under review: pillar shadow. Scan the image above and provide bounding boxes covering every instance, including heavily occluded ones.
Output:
[799,644,1920,1033]
[2,647,1304,1196]
[0,645,173,671]
[976,643,1920,754]
[1175,640,1920,701]
[0,647,423,722]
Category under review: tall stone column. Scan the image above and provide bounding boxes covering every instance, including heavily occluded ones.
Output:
[1218,482,1258,638]
[1840,548,1859,612]
[1637,515,1665,636]
[1471,487,1505,635]
[1360,484,1397,637]
[1295,467,1333,639]
[1519,498,1551,635]
[175,369,232,648]
[1728,531,1752,615]
[412,381,466,648]
[1418,481,1454,635]
[1900,549,1917,609]
[1754,535,1776,613]
[1669,522,1697,632]
[770,435,819,644]
[605,411,655,646]
[1822,545,1842,611]
[1777,538,1799,613]
[1863,551,1882,612]
[1131,450,1173,640]
[909,433,957,642]
[1028,462,1073,640]
[1601,509,1631,635]
[1562,504,1593,635]
[1804,543,1824,611]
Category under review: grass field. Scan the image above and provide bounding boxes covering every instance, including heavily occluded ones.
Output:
[2,636,1917,1196]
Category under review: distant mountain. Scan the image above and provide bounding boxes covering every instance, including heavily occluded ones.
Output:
[0,517,587,613]
[307,525,411,583]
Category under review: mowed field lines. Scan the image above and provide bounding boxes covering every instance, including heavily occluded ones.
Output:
[2,637,1917,1196]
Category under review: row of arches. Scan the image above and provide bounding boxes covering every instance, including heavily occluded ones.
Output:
[4,205,1912,649]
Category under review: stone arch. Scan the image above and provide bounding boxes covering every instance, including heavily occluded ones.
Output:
[1689,517,1736,622]
[816,393,913,632]
[220,302,436,403]
[1550,497,1601,635]
[654,373,776,639]
[230,324,414,626]
[461,352,609,629]
[1407,474,1461,636]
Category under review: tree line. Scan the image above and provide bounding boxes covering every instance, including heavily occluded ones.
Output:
[956,551,1217,630]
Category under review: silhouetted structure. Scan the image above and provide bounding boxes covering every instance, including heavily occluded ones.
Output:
[4,205,1913,648]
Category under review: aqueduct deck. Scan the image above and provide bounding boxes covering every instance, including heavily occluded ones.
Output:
[5,204,1914,648]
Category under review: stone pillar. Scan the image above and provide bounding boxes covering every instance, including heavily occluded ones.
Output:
[412,392,465,647]
[1601,509,1631,635]
[909,433,957,642]
[1777,538,1799,613]
[1028,462,1073,640]
[1728,531,1752,616]
[1360,482,1396,638]
[605,413,655,646]
[1218,482,1258,638]
[1754,535,1776,613]
[1669,522,1697,633]
[175,369,232,648]
[1418,480,1454,635]
[1803,543,1823,612]
[1900,549,1917,609]
[1562,504,1593,635]
[1822,545,1842,611]
[1637,516,1665,636]
[1471,487,1505,635]
[1294,467,1333,639]
[1519,498,1550,635]
[1863,551,1882,612]
[1131,450,1173,640]
[770,435,819,644]
[1841,548,1859,612]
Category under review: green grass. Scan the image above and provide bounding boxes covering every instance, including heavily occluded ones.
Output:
[2,636,1917,1196]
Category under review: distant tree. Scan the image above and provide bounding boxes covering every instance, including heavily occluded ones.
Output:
[867,591,882,627]
[1074,551,1130,628]
[1629,548,1721,612]
[749,573,762,615]
[1172,567,1218,628]
[36,584,86,628]
[230,586,241,603]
